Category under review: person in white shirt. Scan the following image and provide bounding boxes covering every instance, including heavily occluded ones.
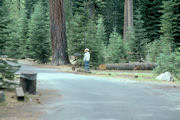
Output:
[83,48,90,72]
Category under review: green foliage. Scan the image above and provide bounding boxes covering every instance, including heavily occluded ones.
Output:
[172,0,180,51]
[134,8,148,60]
[6,8,29,58]
[106,28,125,63]
[27,0,51,63]
[0,59,19,82]
[17,9,29,58]
[0,0,179,68]
[103,0,124,43]
[139,0,162,42]
[146,0,180,63]
[126,8,148,61]
[25,0,38,19]
[67,13,106,66]
[0,1,9,55]
[67,14,86,55]
[154,52,180,79]
[4,0,22,58]
[153,0,180,79]
[95,17,106,64]
[146,40,160,62]
[84,20,98,65]
[0,2,19,85]
[159,0,180,52]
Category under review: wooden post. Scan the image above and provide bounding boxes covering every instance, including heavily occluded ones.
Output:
[0,91,5,102]
[20,72,37,94]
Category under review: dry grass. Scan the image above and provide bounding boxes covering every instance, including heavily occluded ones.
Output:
[0,89,61,120]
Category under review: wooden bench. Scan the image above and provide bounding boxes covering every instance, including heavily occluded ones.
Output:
[20,72,37,94]
[16,87,24,101]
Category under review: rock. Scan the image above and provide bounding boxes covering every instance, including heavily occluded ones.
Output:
[156,72,174,82]
[0,91,5,102]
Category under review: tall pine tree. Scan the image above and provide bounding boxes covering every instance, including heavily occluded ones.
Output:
[159,0,175,54]
[95,17,106,64]
[27,0,51,63]
[4,0,22,58]
[0,1,8,55]
[130,8,148,61]
[139,0,162,42]
[106,28,125,63]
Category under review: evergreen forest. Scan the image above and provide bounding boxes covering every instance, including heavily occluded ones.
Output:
[0,0,180,78]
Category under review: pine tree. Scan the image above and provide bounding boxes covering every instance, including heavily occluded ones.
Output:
[85,19,99,66]
[103,0,124,43]
[0,1,8,55]
[106,28,125,63]
[67,14,85,55]
[27,0,51,63]
[66,0,88,56]
[159,0,175,54]
[0,1,19,84]
[0,59,19,83]
[18,9,29,58]
[25,0,38,19]
[95,17,106,64]
[139,0,162,42]
[131,8,148,61]
[4,0,22,58]
[172,0,180,52]
[158,0,180,55]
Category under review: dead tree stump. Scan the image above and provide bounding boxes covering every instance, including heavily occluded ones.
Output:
[0,91,5,102]
[20,72,37,94]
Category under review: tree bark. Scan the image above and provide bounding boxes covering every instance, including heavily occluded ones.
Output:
[123,0,133,41]
[49,0,70,65]
[99,63,157,70]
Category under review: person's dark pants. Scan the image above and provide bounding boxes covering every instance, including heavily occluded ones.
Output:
[85,61,89,72]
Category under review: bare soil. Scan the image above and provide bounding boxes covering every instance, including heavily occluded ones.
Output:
[0,89,61,120]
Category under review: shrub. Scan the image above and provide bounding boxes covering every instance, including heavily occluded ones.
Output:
[0,59,19,82]
[154,52,180,79]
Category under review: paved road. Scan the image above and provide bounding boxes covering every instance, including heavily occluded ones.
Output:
[16,63,180,120]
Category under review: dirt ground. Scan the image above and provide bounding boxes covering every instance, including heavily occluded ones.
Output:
[0,89,61,120]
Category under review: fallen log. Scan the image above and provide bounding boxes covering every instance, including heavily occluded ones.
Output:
[99,63,157,70]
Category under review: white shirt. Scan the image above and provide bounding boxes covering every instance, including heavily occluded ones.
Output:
[83,52,90,61]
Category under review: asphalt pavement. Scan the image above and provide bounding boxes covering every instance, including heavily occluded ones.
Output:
[16,63,180,120]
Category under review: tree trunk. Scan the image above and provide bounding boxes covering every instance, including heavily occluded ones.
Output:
[49,0,70,65]
[123,0,133,41]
